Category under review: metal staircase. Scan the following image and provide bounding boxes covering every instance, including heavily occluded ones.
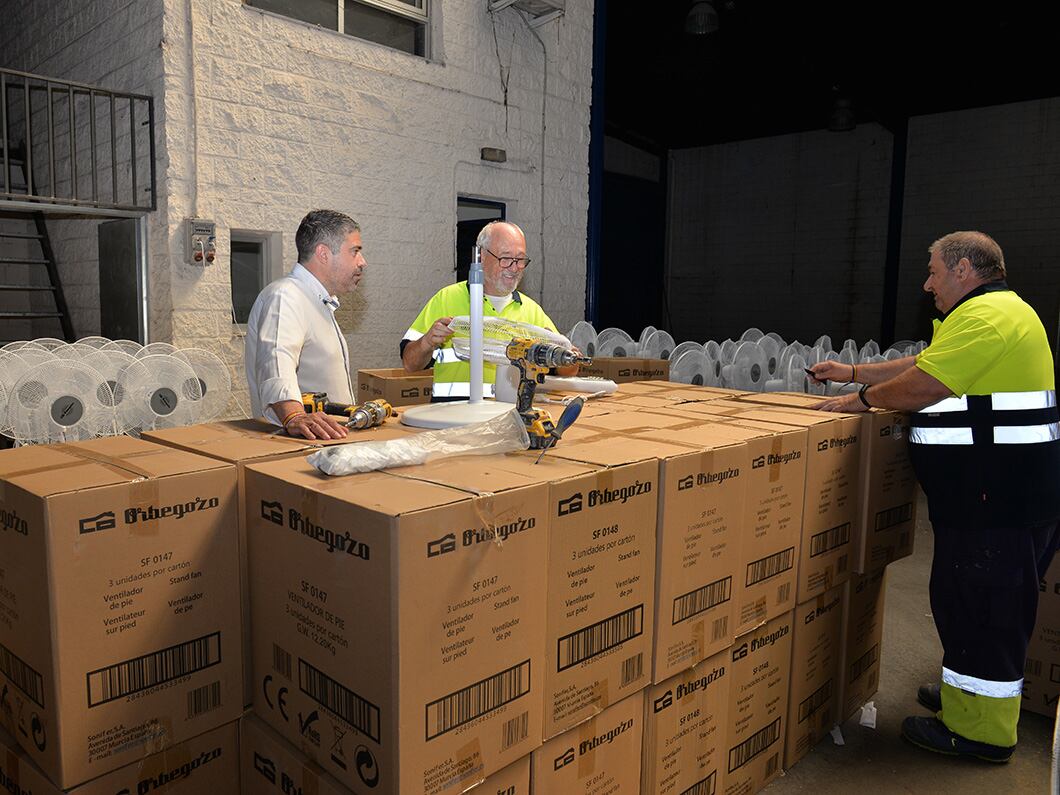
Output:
[0,141,75,341]
[0,67,157,343]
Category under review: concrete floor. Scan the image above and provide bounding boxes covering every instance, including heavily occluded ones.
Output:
[768,498,1055,794]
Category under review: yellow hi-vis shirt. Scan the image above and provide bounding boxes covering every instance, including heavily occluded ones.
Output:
[401,282,559,399]
[916,288,1055,396]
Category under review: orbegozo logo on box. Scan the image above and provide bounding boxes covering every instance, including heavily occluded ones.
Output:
[0,507,29,537]
[653,664,727,712]
[116,746,223,794]
[260,500,370,561]
[77,497,221,535]
[557,481,652,515]
[425,516,536,558]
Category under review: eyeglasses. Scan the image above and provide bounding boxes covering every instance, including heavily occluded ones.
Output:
[485,248,532,269]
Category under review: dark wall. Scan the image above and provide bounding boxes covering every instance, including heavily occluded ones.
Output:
[663,100,1060,354]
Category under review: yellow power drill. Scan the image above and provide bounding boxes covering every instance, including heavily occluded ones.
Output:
[301,392,395,430]
[504,338,592,450]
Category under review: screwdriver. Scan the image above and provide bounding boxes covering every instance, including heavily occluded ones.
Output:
[534,396,585,463]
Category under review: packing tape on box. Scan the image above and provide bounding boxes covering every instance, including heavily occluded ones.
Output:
[62,443,168,480]
[768,436,783,482]
[576,711,599,778]
[298,762,321,795]
[125,477,163,536]
[691,619,705,659]
[135,723,191,782]
[453,736,484,792]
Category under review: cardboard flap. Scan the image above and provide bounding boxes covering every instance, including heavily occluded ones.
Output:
[388,452,596,493]
[0,436,230,498]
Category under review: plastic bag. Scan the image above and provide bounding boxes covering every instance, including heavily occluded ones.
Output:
[308,408,530,475]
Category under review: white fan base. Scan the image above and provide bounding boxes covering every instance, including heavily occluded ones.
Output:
[400,399,515,430]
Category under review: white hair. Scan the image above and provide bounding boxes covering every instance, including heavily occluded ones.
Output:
[476,220,525,250]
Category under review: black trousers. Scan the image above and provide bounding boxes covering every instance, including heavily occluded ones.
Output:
[929,518,1060,686]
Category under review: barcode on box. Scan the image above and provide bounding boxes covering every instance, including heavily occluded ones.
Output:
[797,679,833,723]
[425,659,531,741]
[712,616,729,642]
[187,680,221,718]
[673,576,732,625]
[299,658,381,742]
[875,503,913,532]
[679,770,717,795]
[727,718,781,773]
[557,605,644,671]
[776,582,791,605]
[501,711,529,751]
[746,547,795,587]
[1025,658,1042,677]
[810,523,851,557]
[87,632,221,707]
[765,753,779,777]
[273,644,292,679]
[849,644,879,683]
[620,653,643,687]
[0,641,44,707]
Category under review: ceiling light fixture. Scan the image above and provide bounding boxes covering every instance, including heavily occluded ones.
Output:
[685,1,719,35]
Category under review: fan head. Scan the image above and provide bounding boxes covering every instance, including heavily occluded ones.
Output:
[101,339,144,357]
[7,360,116,444]
[739,327,764,343]
[595,328,636,357]
[670,349,719,387]
[116,354,204,433]
[76,336,111,349]
[568,321,598,358]
[641,329,675,360]
[180,348,233,422]
[669,341,706,364]
[721,341,769,391]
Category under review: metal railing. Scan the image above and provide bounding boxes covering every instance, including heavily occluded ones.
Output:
[0,67,156,212]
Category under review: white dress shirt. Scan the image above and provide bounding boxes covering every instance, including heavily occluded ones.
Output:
[245,263,354,424]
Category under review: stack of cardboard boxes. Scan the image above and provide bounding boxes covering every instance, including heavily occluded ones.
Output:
[0,382,917,794]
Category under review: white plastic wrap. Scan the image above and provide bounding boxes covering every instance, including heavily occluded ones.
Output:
[308,408,530,475]
[447,316,572,348]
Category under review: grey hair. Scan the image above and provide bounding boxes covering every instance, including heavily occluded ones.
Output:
[476,220,525,251]
[929,231,1006,280]
[296,209,361,263]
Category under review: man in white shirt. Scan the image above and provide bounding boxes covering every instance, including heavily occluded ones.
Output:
[245,209,365,439]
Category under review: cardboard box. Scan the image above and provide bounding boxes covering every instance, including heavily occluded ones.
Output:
[243,712,348,795]
[243,711,531,795]
[839,567,888,722]
[641,649,730,795]
[0,719,240,795]
[419,446,659,739]
[631,419,807,635]
[244,459,546,795]
[724,612,793,795]
[685,400,862,602]
[1023,552,1060,716]
[357,367,434,406]
[785,585,844,768]
[580,357,669,384]
[539,427,742,684]
[530,693,643,795]
[734,393,917,573]
[0,437,242,789]
[143,418,416,707]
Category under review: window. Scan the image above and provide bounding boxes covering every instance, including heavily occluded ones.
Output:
[230,230,283,325]
[246,0,428,57]
[456,197,506,283]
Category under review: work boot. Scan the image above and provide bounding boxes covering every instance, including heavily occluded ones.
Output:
[917,683,942,712]
[901,716,1014,763]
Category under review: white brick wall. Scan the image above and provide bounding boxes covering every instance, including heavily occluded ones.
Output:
[1,0,596,416]
[160,0,594,413]
[667,124,894,347]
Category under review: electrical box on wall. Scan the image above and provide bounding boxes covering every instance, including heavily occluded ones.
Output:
[186,218,216,265]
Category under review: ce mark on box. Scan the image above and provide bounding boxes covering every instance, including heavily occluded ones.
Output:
[262,675,289,722]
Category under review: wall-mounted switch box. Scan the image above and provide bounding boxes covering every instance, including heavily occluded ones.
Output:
[186,219,216,265]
